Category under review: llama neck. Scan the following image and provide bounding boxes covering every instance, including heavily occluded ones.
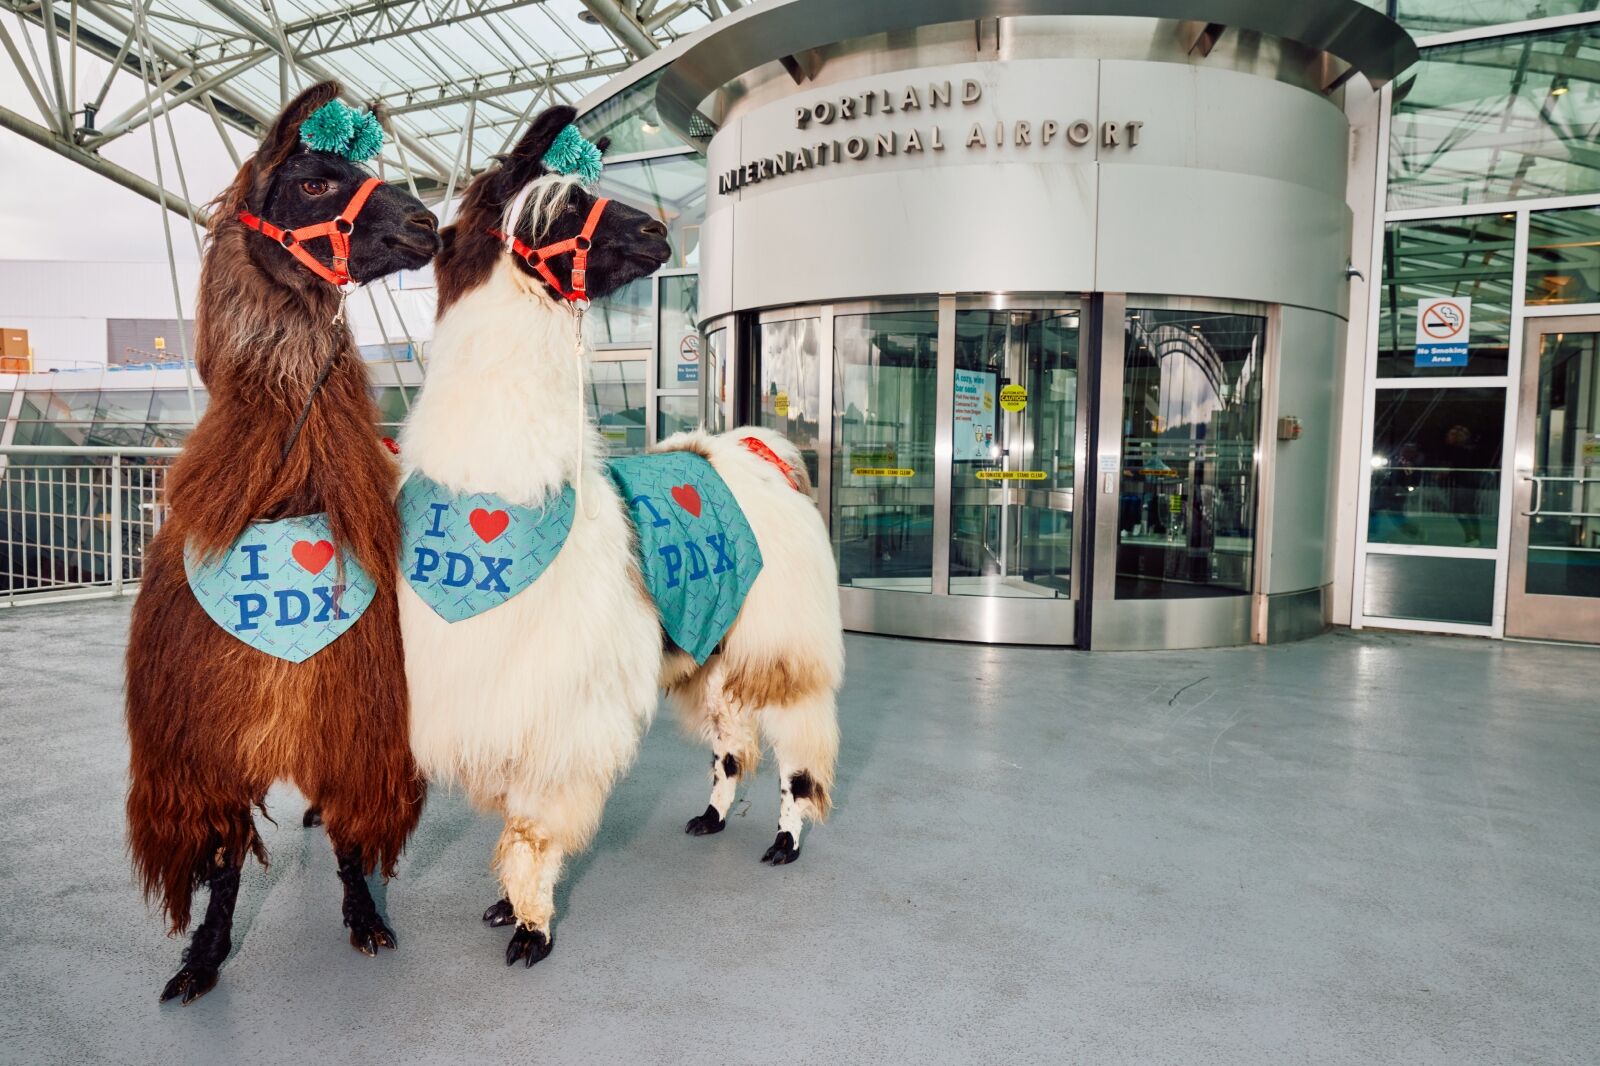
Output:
[402,257,601,504]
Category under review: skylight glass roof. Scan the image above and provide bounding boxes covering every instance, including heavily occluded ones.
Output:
[14,0,717,197]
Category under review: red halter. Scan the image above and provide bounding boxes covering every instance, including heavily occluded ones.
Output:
[490,197,611,304]
[238,176,384,287]
[739,435,803,492]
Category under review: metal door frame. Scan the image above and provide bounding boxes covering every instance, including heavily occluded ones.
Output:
[1508,314,1600,642]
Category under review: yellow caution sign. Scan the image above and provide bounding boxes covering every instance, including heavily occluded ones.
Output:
[774,391,790,417]
[1000,384,1028,412]
[153,337,166,351]
[975,470,1048,481]
[852,467,915,478]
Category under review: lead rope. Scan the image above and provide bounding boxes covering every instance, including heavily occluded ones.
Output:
[572,302,600,521]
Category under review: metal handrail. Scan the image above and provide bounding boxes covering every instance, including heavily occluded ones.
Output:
[0,446,182,457]
[0,445,178,608]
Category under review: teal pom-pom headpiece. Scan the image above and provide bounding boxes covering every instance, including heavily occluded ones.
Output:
[299,99,384,163]
[541,124,603,185]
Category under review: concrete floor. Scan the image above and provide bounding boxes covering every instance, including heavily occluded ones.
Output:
[2,599,1598,1066]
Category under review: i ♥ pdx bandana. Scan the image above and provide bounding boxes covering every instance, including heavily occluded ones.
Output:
[606,453,762,664]
[398,472,576,623]
[184,513,375,663]
[396,455,761,663]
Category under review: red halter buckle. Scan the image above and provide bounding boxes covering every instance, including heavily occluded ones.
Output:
[238,175,384,287]
[490,197,610,304]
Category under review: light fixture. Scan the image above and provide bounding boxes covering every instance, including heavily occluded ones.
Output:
[641,120,660,134]
[577,9,600,23]
[1552,83,1570,96]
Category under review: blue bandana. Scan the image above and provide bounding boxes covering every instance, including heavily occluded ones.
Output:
[607,453,762,664]
[398,472,576,623]
[184,513,375,663]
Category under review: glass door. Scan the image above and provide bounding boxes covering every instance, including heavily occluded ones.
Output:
[1509,317,1600,642]
[949,307,1081,599]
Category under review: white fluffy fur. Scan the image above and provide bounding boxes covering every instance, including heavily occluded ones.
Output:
[401,221,842,931]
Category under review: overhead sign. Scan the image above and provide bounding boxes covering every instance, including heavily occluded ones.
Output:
[1414,297,1471,368]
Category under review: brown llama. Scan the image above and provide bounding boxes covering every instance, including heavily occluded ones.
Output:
[124,82,439,1004]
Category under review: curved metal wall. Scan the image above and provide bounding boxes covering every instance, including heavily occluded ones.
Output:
[700,53,1353,323]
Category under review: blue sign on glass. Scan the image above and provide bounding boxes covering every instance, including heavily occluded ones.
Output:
[1415,343,1469,368]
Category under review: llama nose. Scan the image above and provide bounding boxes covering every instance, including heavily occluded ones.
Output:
[409,209,438,232]
[640,219,667,239]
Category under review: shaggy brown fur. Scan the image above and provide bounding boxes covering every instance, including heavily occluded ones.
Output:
[125,83,425,935]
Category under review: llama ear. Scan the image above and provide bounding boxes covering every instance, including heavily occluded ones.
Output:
[594,135,611,153]
[499,105,578,191]
[258,81,342,161]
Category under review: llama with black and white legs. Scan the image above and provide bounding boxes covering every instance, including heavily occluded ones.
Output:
[659,427,842,863]
[399,106,841,967]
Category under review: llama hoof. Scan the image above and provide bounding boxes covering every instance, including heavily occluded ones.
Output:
[505,925,553,968]
[483,898,516,927]
[761,831,800,865]
[302,806,323,828]
[684,805,726,836]
[346,913,398,956]
[160,964,220,1005]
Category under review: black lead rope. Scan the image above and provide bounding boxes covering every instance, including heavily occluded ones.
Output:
[278,347,342,464]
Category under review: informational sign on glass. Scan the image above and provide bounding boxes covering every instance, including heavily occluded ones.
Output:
[1414,296,1471,368]
[953,368,996,461]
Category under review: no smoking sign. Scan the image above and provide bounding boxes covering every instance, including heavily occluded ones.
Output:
[1414,296,1471,368]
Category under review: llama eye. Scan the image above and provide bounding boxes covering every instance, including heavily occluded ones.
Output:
[301,179,330,196]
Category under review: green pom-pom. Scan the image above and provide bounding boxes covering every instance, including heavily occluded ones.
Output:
[542,124,603,185]
[300,100,356,154]
[347,110,384,163]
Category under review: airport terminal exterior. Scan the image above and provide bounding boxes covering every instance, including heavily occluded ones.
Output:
[3,0,1598,651]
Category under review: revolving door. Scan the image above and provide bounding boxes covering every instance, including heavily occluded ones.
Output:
[709,294,1273,649]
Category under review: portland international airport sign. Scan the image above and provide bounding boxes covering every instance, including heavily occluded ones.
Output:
[716,69,1144,196]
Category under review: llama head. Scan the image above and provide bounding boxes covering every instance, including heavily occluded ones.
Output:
[435,105,673,314]
[218,81,440,290]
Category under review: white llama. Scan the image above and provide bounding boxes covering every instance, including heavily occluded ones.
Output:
[397,108,842,966]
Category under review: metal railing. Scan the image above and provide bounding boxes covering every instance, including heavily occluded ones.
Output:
[0,446,179,606]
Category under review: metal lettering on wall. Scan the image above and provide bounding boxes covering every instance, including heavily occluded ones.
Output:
[717,77,1143,195]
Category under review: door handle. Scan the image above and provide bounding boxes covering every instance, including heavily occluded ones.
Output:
[1521,475,1543,517]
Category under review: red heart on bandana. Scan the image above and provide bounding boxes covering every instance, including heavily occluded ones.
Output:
[292,539,335,574]
[470,508,510,542]
[670,484,702,517]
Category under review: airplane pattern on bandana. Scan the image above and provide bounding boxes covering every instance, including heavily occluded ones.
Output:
[607,453,762,665]
[398,472,576,623]
[184,513,376,663]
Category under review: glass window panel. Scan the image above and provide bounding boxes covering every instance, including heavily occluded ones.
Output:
[833,310,939,593]
[1528,205,1600,305]
[657,275,699,384]
[1389,25,1600,210]
[1369,387,1506,548]
[1379,216,1514,378]
[1118,309,1265,599]
[1364,553,1496,624]
[89,389,154,447]
[369,387,411,435]
[12,392,47,446]
[1527,330,1600,597]
[756,318,822,487]
[592,155,706,269]
[578,71,691,156]
[657,394,700,442]
[588,276,653,346]
[950,309,1079,599]
[1394,2,1598,36]
[590,360,646,456]
[704,328,730,433]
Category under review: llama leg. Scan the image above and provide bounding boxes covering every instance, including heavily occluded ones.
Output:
[334,846,398,955]
[493,816,562,967]
[160,852,243,1004]
[684,672,760,836]
[759,694,840,866]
